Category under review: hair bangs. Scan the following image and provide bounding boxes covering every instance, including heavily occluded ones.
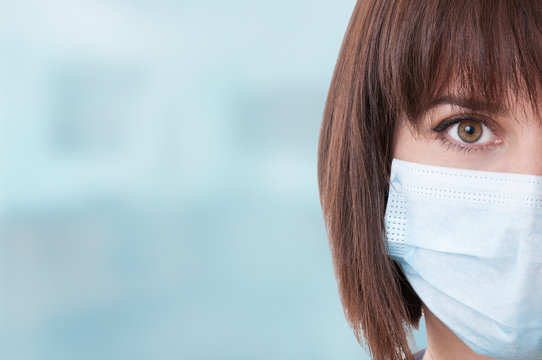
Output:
[382,0,542,125]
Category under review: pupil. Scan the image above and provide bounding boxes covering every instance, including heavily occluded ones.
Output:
[464,125,475,135]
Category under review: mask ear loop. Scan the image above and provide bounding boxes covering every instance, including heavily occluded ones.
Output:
[390,177,403,194]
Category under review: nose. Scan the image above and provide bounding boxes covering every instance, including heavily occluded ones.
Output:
[503,124,542,176]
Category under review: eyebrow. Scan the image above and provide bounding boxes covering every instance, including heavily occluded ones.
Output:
[429,95,509,116]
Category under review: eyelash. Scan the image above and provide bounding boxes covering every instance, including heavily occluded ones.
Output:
[432,116,500,153]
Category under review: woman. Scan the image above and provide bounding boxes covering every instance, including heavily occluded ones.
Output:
[317,1,542,360]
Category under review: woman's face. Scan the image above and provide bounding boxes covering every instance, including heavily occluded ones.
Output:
[393,92,542,174]
[391,90,542,358]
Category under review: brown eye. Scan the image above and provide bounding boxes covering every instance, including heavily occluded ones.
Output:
[457,120,483,143]
[436,117,501,149]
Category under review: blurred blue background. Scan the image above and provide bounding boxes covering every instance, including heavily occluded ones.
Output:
[0,0,426,359]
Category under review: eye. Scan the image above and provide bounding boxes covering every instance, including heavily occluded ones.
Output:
[447,119,496,145]
[438,118,501,146]
[431,116,503,152]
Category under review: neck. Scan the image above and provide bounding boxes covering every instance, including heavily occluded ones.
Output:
[422,304,494,360]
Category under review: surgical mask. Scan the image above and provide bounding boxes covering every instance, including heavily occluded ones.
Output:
[384,158,542,360]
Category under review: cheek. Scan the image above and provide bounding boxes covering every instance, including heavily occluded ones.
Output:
[392,120,434,163]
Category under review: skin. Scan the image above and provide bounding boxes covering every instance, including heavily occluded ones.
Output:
[392,92,542,360]
[421,305,494,360]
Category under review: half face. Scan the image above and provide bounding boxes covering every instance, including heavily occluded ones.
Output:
[390,90,542,360]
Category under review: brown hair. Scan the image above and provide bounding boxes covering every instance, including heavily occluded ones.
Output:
[317,1,542,359]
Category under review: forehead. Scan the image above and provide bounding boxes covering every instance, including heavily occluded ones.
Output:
[399,71,542,131]
[422,86,542,126]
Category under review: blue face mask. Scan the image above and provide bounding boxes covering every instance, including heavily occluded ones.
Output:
[384,158,542,360]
